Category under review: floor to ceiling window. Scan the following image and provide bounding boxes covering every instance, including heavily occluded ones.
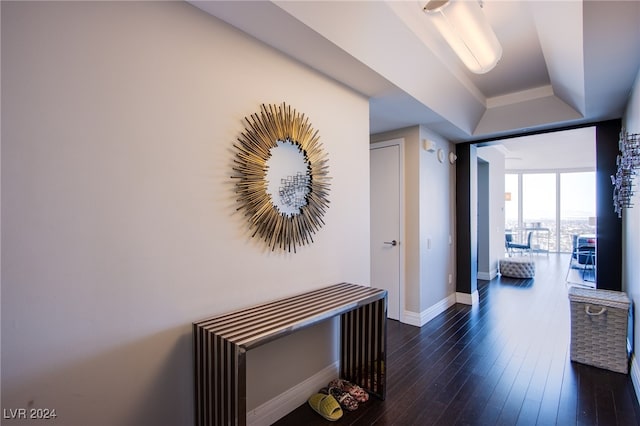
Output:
[560,171,596,251]
[505,174,519,230]
[505,171,596,253]
[523,173,556,252]
[500,126,596,254]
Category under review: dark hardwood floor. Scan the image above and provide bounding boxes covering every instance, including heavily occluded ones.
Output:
[274,254,640,425]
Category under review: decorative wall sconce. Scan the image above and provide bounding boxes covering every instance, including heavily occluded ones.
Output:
[611,129,640,218]
[232,103,331,252]
[423,0,503,74]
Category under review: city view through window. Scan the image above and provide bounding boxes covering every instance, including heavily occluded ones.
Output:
[505,172,596,253]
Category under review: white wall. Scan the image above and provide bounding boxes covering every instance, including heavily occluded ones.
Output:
[477,146,506,279]
[1,2,370,425]
[622,66,640,399]
[370,127,456,323]
[418,128,457,310]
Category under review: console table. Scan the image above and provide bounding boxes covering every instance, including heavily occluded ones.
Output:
[193,282,387,426]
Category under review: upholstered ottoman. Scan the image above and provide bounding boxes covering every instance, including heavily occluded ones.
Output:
[499,257,535,278]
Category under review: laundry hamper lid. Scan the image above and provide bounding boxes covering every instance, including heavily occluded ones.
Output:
[568,286,630,310]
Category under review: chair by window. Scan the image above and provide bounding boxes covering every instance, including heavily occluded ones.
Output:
[505,232,513,254]
[566,234,596,283]
[506,231,533,256]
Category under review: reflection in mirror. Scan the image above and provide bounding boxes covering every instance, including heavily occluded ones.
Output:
[232,102,330,252]
[265,139,311,216]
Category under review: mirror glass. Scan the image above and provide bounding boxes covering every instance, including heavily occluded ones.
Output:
[265,139,311,217]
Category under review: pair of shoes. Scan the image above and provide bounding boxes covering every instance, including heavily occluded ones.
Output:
[328,379,369,403]
[308,393,342,421]
[320,386,359,411]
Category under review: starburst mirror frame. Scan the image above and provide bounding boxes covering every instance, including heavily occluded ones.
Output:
[232,103,331,252]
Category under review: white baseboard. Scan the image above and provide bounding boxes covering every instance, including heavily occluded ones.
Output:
[403,293,457,327]
[247,361,339,426]
[477,271,491,280]
[631,355,640,407]
[402,310,422,327]
[456,290,479,306]
[477,268,498,281]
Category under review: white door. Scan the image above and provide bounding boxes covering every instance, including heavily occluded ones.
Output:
[370,140,402,320]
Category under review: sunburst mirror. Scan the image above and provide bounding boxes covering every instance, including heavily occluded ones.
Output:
[232,103,331,252]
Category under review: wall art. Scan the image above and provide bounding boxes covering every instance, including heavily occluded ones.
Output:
[232,103,331,252]
[611,129,640,217]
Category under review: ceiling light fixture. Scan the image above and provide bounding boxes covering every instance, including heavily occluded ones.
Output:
[423,0,502,74]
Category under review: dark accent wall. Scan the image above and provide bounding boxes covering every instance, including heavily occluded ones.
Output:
[596,119,623,291]
[455,144,478,296]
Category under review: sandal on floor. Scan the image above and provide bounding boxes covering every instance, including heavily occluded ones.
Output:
[322,386,359,411]
[308,393,343,421]
[329,379,369,403]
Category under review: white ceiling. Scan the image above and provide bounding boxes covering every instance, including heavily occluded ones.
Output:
[189,0,640,144]
[480,126,597,171]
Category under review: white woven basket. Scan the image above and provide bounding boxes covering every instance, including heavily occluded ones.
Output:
[568,287,630,374]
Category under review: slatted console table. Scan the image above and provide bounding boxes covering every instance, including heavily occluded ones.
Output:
[193,282,387,426]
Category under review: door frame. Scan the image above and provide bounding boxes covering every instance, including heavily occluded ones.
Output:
[370,138,406,323]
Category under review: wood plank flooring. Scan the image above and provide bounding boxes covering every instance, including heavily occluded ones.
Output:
[274,254,640,425]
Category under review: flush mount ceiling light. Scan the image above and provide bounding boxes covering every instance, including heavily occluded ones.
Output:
[423,0,503,74]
